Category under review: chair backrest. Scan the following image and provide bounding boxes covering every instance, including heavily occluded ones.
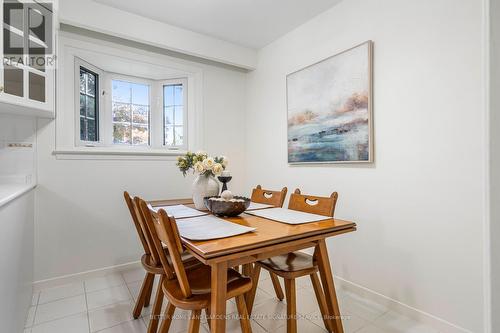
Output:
[251,185,288,207]
[138,198,192,298]
[123,191,150,255]
[288,189,338,217]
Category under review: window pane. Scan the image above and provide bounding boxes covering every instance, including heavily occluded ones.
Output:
[174,85,183,105]
[80,117,87,141]
[113,123,131,144]
[131,83,149,105]
[87,118,97,142]
[174,126,183,146]
[132,105,149,124]
[112,80,131,103]
[164,106,173,126]
[80,72,86,93]
[164,126,173,146]
[174,106,183,126]
[86,73,96,96]
[79,94,85,116]
[132,125,149,145]
[86,96,96,118]
[164,85,174,106]
[112,102,130,122]
[79,67,99,142]
[112,80,150,146]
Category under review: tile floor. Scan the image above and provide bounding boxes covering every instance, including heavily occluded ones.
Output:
[25,267,439,333]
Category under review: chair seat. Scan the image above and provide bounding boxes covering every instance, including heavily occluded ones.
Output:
[258,251,318,278]
[162,266,252,310]
[141,250,201,274]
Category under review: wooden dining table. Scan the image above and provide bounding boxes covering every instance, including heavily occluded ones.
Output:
[149,199,356,333]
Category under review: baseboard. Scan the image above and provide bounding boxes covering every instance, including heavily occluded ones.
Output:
[334,276,474,333]
[33,261,142,292]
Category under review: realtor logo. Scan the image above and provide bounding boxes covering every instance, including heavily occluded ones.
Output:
[3,0,55,69]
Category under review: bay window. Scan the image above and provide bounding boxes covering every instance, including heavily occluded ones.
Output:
[75,58,188,151]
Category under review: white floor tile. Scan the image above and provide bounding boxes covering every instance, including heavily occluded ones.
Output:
[373,311,439,333]
[98,319,147,333]
[203,317,265,333]
[256,277,282,296]
[356,324,386,333]
[25,306,36,328]
[31,312,89,333]
[38,282,85,304]
[252,299,288,331]
[295,288,321,315]
[143,308,207,333]
[88,301,135,332]
[274,318,327,333]
[127,279,159,303]
[32,292,40,306]
[307,310,367,333]
[85,273,125,293]
[342,292,388,322]
[34,295,87,325]
[122,268,148,284]
[253,288,276,307]
[87,285,132,310]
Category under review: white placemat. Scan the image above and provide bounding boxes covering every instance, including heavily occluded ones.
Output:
[176,215,256,240]
[245,207,330,225]
[246,202,275,211]
[151,204,208,219]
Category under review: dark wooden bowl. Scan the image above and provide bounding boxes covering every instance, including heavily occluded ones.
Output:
[203,196,251,217]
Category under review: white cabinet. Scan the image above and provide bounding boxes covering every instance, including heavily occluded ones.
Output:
[0,0,55,118]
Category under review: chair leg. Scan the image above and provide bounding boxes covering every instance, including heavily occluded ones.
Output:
[205,307,211,330]
[158,302,176,333]
[284,278,297,333]
[246,264,261,315]
[310,272,332,332]
[188,309,201,333]
[133,272,155,318]
[236,295,252,333]
[147,275,165,333]
[144,275,155,307]
[269,272,285,301]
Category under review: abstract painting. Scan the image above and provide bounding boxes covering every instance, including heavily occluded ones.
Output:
[287,41,373,163]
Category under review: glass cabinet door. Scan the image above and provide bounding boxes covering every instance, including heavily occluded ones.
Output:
[2,0,52,105]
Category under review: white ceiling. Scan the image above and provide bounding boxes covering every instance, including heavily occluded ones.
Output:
[92,0,343,49]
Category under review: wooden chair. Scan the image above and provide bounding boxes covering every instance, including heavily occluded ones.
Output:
[249,185,288,301]
[124,192,200,333]
[247,189,339,333]
[138,198,254,333]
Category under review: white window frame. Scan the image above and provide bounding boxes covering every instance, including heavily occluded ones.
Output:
[105,73,154,149]
[159,78,188,151]
[74,58,189,151]
[74,57,104,147]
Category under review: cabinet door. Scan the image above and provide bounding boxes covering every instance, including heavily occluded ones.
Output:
[1,0,53,109]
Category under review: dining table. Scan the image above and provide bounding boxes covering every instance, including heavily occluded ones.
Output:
[149,198,357,333]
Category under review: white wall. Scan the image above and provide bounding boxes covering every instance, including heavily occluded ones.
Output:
[490,0,500,331]
[244,0,485,332]
[34,33,248,281]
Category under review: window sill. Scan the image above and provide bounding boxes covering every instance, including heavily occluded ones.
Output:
[53,149,185,160]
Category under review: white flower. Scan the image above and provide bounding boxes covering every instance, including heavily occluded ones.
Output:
[203,157,215,170]
[220,156,228,167]
[194,161,204,173]
[196,150,207,156]
[212,163,223,176]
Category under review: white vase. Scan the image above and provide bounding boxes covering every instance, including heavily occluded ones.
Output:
[192,174,220,210]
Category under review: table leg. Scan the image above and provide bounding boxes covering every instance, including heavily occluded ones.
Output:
[242,263,253,277]
[315,240,344,333]
[211,261,228,333]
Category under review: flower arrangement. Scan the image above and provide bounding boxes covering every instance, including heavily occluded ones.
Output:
[176,151,228,177]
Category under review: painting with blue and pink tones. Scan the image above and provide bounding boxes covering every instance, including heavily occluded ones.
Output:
[287,41,373,164]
